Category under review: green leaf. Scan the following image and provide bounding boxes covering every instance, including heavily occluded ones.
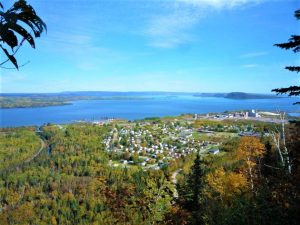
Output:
[17,16,40,37]
[0,11,18,24]
[6,23,35,48]
[12,1,47,32]
[1,47,19,69]
[12,0,28,11]
[0,29,18,49]
[17,12,47,37]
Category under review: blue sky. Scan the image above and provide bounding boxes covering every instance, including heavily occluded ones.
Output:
[1,0,299,93]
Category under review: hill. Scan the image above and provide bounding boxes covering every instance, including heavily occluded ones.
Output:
[194,92,280,99]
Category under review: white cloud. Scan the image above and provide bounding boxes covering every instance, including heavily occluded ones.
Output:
[241,64,259,68]
[145,10,201,48]
[145,0,265,48]
[240,51,268,58]
[176,0,263,9]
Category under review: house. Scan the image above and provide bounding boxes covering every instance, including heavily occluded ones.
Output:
[180,130,192,138]
[140,162,146,166]
[120,160,128,164]
[208,148,220,155]
[198,129,214,134]
[239,132,260,137]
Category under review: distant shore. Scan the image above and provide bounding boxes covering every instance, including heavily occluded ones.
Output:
[0,96,153,109]
[0,91,288,109]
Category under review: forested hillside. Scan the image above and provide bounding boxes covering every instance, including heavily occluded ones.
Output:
[0,119,299,224]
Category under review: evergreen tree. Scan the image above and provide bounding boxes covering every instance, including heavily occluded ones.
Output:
[181,151,206,224]
[272,9,300,104]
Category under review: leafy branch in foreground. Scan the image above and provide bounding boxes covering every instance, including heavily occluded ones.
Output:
[0,0,46,69]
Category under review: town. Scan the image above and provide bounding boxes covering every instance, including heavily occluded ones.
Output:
[102,109,281,170]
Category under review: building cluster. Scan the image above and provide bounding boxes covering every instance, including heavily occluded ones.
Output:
[195,109,261,120]
[197,123,255,134]
[103,121,219,169]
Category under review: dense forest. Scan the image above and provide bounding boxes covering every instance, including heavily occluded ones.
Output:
[0,124,175,224]
[0,118,299,224]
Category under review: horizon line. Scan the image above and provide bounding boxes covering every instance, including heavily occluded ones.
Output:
[0,91,279,95]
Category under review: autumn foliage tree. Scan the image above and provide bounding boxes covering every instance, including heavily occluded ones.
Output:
[236,137,265,193]
[206,168,249,204]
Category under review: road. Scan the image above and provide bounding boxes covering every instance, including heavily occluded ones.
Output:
[0,136,46,175]
[0,137,45,213]
[23,138,45,164]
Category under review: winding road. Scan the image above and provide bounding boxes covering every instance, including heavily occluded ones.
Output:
[23,138,45,164]
[0,135,46,213]
[0,133,46,175]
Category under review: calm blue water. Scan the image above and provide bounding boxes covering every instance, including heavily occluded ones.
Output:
[0,95,299,127]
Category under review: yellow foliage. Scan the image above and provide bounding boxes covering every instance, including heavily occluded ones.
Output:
[236,137,265,191]
[206,167,249,202]
[61,192,74,201]
[1,202,37,224]
[236,137,265,162]
[5,189,21,206]
[51,216,58,225]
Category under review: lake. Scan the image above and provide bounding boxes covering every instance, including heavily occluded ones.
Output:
[0,95,299,127]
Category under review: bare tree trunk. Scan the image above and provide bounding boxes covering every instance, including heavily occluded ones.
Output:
[270,112,291,174]
[270,131,285,167]
[280,112,292,174]
[247,156,254,192]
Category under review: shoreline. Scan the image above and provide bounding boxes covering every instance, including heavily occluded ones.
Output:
[1,110,298,128]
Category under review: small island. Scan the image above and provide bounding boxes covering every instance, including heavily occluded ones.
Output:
[194,92,281,99]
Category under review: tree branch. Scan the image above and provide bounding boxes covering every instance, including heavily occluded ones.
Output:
[0,60,30,69]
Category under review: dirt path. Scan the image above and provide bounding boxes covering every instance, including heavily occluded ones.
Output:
[171,169,182,198]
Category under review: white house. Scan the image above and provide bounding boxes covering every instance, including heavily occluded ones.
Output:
[208,148,220,155]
